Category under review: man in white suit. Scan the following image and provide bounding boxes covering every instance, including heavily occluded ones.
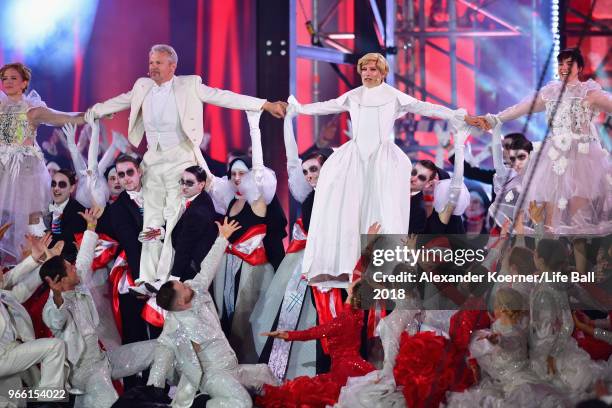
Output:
[87,44,286,283]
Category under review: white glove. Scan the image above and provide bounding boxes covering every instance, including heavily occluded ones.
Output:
[84,109,96,126]
[111,131,129,153]
[62,123,77,148]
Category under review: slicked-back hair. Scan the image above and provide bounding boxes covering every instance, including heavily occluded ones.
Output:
[39,256,68,286]
[156,281,177,311]
[55,169,77,185]
[184,166,207,183]
[115,154,141,168]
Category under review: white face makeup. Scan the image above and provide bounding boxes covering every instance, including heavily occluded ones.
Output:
[302,158,322,188]
[179,171,205,198]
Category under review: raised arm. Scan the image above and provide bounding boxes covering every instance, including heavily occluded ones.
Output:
[191,218,241,289]
[62,123,87,176]
[2,255,40,291]
[240,111,277,211]
[86,117,101,174]
[75,208,104,280]
[284,97,313,203]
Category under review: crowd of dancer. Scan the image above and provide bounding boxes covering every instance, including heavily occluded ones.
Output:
[0,44,610,408]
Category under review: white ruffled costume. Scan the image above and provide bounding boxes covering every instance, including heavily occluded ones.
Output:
[290,83,467,288]
[0,90,51,261]
[447,317,566,408]
[529,281,605,403]
[489,79,612,235]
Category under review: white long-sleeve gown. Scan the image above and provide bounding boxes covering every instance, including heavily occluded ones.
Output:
[294,83,466,288]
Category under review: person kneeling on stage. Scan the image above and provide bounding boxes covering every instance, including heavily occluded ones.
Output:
[147,217,278,408]
[40,208,157,408]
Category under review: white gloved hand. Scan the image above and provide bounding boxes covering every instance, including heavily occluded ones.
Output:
[111,131,129,153]
[62,123,77,148]
[84,109,96,126]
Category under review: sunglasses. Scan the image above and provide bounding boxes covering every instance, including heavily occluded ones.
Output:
[179,179,196,187]
[117,169,136,178]
[509,154,528,162]
[411,169,428,182]
[51,180,69,189]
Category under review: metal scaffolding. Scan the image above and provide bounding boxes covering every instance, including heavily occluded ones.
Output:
[288,0,533,159]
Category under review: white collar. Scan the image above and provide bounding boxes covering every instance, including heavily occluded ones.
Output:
[152,76,175,90]
[126,189,144,207]
[49,199,69,215]
[186,193,200,204]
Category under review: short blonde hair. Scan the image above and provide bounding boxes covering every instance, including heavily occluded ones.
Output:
[494,287,525,322]
[357,53,389,79]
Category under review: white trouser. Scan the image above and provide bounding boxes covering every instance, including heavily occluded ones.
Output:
[72,340,157,408]
[171,363,277,408]
[140,141,197,282]
[0,338,66,399]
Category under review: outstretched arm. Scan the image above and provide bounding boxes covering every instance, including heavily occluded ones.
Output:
[587,89,612,113]
[89,89,134,118]
[28,107,85,127]
[495,93,546,124]
[291,93,349,116]
[195,77,267,111]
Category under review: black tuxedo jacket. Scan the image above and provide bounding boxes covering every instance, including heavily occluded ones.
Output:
[110,191,143,280]
[409,192,427,234]
[170,192,221,281]
[48,198,87,261]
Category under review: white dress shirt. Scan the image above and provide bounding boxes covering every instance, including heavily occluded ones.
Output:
[49,199,69,220]
[143,76,186,151]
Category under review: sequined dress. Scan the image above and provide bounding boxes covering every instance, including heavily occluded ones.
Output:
[0,91,50,260]
[256,306,375,407]
[495,80,611,235]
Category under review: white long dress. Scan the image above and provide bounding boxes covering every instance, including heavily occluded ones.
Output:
[292,83,467,288]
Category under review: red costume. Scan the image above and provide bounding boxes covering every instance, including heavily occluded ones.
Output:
[257,306,375,408]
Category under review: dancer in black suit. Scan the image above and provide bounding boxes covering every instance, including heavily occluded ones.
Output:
[170,166,221,281]
[47,169,86,261]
